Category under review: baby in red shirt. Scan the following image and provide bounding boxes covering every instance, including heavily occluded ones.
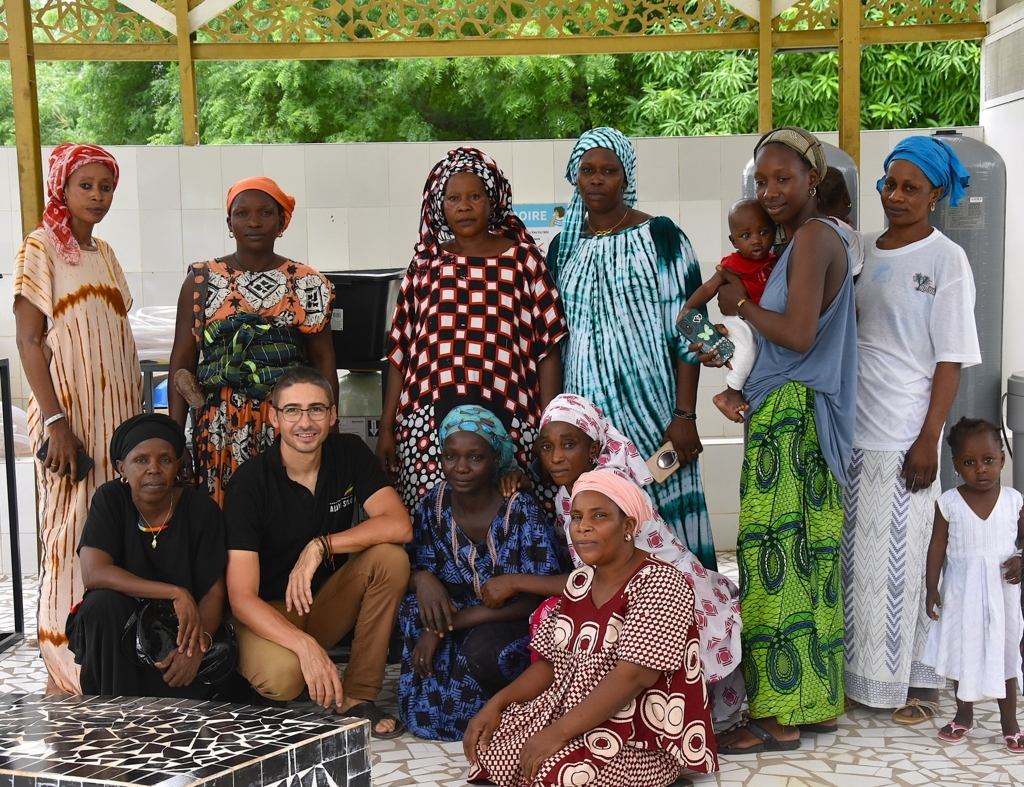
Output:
[681,199,777,420]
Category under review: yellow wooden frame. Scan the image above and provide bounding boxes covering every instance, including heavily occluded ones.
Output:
[0,0,985,232]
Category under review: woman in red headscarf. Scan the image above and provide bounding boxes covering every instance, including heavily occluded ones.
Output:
[13,143,143,693]
[168,177,336,506]
[378,148,567,511]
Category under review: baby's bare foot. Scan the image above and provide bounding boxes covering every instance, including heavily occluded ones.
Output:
[173,369,207,409]
[713,387,749,423]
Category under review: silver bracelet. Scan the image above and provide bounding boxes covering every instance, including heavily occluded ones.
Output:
[43,412,66,428]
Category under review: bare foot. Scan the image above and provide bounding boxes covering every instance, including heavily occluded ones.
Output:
[173,369,206,409]
[713,387,749,423]
[339,697,397,736]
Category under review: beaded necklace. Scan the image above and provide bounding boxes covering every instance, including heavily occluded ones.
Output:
[137,492,176,549]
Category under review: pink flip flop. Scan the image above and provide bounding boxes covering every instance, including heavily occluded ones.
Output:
[938,721,972,742]
[1004,731,1024,753]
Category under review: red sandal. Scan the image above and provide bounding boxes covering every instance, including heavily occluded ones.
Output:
[1004,731,1024,753]
[938,721,972,742]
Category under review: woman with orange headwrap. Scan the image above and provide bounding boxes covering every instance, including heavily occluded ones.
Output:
[14,143,143,693]
[169,177,336,505]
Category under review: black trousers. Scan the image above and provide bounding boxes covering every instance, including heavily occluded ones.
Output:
[68,589,212,699]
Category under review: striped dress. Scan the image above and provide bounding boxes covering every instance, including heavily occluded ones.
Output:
[14,229,142,693]
[550,217,716,570]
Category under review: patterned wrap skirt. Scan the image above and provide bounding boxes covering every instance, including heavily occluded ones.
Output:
[738,381,845,725]
[842,447,943,707]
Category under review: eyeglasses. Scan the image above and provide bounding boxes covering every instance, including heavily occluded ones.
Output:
[275,405,332,422]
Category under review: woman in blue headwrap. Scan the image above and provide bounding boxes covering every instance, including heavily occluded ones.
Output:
[843,135,981,725]
[397,404,565,741]
[549,128,716,570]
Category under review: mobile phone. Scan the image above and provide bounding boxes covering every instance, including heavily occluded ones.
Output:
[676,307,735,365]
[646,442,680,484]
[36,439,95,483]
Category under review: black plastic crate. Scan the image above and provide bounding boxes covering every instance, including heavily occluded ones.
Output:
[323,268,404,366]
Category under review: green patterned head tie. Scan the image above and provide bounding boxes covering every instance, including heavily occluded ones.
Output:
[438,404,517,480]
[754,126,828,180]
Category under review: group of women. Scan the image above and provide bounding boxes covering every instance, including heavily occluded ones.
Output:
[12,122,980,786]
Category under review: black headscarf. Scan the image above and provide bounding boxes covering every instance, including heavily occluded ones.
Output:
[110,414,186,463]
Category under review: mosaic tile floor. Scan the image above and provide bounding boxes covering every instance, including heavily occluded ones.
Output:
[3,563,1024,785]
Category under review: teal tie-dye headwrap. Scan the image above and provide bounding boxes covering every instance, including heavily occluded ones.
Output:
[554,128,638,274]
[438,404,517,479]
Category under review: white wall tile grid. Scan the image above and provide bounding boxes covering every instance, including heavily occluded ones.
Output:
[0,127,992,549]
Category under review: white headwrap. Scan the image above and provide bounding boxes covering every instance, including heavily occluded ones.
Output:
[541,394,654,487]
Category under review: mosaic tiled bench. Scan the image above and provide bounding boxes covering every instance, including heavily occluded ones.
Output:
[0,694,370,787]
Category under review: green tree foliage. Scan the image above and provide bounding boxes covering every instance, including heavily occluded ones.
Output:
[0,40,979,145]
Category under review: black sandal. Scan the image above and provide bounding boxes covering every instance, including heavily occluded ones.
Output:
[718,720,801,755]
[341,701,406,739]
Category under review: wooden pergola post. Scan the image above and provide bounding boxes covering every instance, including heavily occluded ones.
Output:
[758,0,774,133]
[176,0,200,145]
[838,0,862,168]
[7,0,44,236]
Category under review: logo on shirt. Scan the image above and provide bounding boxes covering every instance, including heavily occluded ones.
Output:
[329,486,356,513]
[913,273,936,295]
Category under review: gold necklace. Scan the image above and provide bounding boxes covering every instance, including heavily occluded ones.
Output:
[587,209,630,238]
[137,492,176,549]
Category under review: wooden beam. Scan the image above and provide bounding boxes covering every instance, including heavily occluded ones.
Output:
[758,0,773,132]
[32,43,178,61]
[190,32,761,59]
[176,1,200,145]
[6,0,44,237]
[1,24,984,65]
[838,0,861,168]
[860,22,986,44]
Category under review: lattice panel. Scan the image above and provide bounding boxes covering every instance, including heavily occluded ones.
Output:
[0,2,7,41]
[31,0,174,44]
[773,0,837,31]
[862,0,979,25]
[195,0,755,43]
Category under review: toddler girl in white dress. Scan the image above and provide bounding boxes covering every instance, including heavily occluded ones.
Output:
[923,417,1024,751]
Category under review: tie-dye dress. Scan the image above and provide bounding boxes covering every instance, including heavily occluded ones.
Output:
[14,229,142,693]
[549,217,716,570]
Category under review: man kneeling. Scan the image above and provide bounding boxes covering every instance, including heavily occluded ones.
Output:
[225,367,412,737]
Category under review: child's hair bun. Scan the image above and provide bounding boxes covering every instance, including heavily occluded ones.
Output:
[946,415,1002,454]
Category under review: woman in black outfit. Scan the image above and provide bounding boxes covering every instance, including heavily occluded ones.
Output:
[67,413,227,697]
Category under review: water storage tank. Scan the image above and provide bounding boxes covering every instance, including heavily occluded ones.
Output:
[742,141,860,229]
[931,131,1007,489]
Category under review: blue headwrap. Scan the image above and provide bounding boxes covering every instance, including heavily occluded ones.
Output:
[438,405,517,479]
[876,136,971,208]
[554,128,637,274]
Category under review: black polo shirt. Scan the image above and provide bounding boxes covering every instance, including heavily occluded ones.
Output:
[224,433,391,600]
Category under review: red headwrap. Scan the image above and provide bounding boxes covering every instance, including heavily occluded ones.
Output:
[39,142,119,266]
[412,147,534,272]
[226,177,296,232]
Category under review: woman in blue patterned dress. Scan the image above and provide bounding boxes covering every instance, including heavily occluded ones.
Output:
[398,405,565,741]
[548,128,716,569]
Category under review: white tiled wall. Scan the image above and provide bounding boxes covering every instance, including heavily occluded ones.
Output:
[0,127,988,551]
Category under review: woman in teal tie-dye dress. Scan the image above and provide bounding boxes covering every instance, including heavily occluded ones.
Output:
[548,128,716,570]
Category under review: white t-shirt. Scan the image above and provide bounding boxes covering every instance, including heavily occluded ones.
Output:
[854,229,981,451]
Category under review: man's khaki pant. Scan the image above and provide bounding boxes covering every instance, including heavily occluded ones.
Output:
[233,543,410,703]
